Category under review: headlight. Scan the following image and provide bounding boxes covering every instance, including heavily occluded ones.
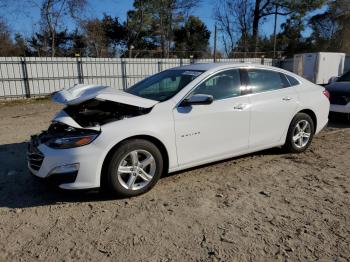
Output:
[45,134,99,149]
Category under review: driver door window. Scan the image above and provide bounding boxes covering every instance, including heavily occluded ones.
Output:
[191,69,241,100]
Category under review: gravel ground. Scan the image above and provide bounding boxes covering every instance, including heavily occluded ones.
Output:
[0,100,349,262]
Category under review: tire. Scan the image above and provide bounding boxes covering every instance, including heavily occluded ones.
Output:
[105,139,163,197]
[284,113,315,153]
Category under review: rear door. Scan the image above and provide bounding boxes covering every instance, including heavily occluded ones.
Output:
[243,68,299,149]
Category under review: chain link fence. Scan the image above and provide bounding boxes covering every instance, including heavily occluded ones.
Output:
[0,56,274,99]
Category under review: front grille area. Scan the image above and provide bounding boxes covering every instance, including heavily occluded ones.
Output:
[27,136,44,171]
[329,93,350,105]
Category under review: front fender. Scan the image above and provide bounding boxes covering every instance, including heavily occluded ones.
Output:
[93,113,177,183]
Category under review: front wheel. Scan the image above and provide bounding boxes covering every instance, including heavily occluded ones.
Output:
[284,113,315,153]
[105,139,163,197]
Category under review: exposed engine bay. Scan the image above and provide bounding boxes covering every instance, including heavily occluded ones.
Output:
[35,99,153,148]
[63,99,152,127]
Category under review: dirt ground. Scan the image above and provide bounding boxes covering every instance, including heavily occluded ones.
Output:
[0,100,349,262]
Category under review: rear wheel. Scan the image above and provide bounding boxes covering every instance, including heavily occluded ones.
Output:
[105,139,163,197]
[284,113,315,153]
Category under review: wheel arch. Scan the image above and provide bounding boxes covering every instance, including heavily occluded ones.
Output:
[100,135,169,187]
[297,109,317,133]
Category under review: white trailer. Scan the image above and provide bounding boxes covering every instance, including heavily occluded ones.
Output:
[293,52,345,85]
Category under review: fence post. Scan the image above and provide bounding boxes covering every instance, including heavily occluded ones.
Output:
[76,56,84,84]
[158,60,163,72]
[260,55,265,65]
[20,57,31,98]
[180,57,183,66]
[121,60,127,90]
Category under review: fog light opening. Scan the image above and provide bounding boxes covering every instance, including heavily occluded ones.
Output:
[49,163,80,175]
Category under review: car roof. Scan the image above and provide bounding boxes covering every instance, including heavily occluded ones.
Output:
[170,62,281,72]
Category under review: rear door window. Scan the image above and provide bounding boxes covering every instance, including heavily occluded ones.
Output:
[246,69,290,93]
[285,74,300,86]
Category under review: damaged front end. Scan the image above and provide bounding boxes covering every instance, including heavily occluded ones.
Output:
[39,121,100,149]
[28,84,158,188]
[28,122,100,175]
[62,99,153,128]
[50,83,158,128]
[39,84,157,150]
[40,98,152,150]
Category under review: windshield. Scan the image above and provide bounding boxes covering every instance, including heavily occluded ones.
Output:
[126,69,204,102]
[337,71,350,82]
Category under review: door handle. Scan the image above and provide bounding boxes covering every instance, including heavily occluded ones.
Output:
[282,97,292,101]
[233,104,246,110]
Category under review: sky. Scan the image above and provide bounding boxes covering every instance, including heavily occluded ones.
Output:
[1,0,324,50]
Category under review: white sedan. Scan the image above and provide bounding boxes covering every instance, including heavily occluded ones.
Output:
[27,63,330,196]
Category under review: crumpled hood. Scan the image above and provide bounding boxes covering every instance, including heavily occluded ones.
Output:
[52,109,98,130]
[326,82,350,93]
[51,84,159,108]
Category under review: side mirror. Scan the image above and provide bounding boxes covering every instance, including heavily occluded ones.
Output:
[180,94,213,107]
[328,76,339,84]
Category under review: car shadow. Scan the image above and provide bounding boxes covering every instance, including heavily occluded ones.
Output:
[0,142,117,209]
[328,113,350,128]
[162,146,287,180]
[0,142,287,209]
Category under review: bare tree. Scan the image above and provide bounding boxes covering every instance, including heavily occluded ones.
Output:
[251,0,326,53]
[0,18,13,56]
[81,19,108,57]
[38,0,87,56]
[214,0,253,56]
[156,0,201,57]
[251,0,292,53]
[128,0,200,58]
[215,0,326,55]
[0,18,26,56]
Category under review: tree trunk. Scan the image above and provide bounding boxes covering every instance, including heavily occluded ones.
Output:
[51,29,56,57]
[160,11,165,58]
[252,0,261,54]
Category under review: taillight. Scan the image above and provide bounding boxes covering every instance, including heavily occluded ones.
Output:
[323,90,330,99]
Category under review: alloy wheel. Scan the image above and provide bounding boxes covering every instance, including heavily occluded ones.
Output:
[292,120,311,149]
[117,150,156,190]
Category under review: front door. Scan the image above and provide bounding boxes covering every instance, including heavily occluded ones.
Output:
[173,69,250,167]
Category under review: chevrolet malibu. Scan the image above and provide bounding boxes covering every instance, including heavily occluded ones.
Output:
[27,63,330,197]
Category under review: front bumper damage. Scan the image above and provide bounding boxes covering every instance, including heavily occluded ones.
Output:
[27,86,157,189]
[27,130,103,190]
[27,135,79,186]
